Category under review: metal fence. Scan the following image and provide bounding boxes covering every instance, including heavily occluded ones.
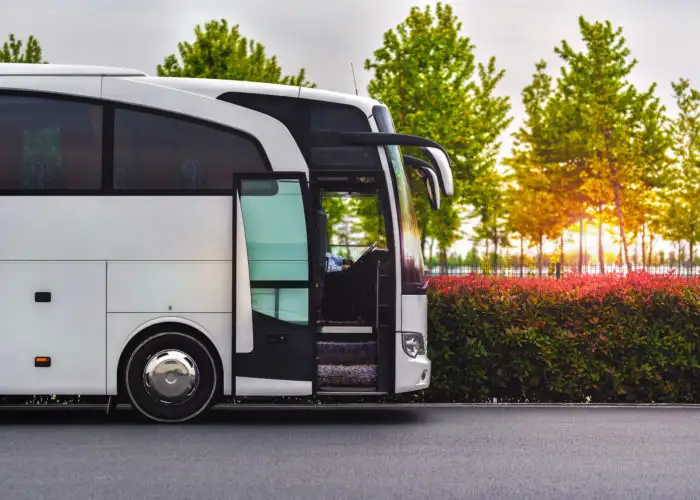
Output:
[428,263,700,278]
[326,244,700,278]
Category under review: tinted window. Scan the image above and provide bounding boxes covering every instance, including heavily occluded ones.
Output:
[239,178,309,324]
[113,108,267,190]
[0,95,102,190]
[309,102,370,132]
[218,93,380,171]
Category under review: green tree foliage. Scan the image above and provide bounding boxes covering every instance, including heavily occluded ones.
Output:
[660,78,700,266]
[551,16,669,272]
[321,196,350,244]
[363,2,511,268]
[506,17,670,273]
[505,60,581,275]
[0,33,45,63]
[158,19,315,87]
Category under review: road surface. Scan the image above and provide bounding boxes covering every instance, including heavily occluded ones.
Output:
[0,405,699,499]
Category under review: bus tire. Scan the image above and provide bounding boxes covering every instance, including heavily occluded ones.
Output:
[123,330,219,423]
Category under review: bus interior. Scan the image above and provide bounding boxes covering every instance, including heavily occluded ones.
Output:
[312,172,395,393]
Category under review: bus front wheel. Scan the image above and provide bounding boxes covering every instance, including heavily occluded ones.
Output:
[123,331,219,423]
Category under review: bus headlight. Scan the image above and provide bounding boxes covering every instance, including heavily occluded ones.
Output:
[402,332,426,358]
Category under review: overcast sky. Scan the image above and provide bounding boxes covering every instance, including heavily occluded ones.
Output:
[1,0,697,158]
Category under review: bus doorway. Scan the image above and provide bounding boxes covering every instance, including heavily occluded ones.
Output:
[312,173,396,395]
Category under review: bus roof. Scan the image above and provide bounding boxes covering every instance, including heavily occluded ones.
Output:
[0,63,382,115]
[0,63,148,77]
[134,77,382,115]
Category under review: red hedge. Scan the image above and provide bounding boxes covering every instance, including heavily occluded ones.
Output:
[425,271,700,403]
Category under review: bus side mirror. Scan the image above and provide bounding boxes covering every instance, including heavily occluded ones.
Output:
[417,167,440,210]
[420,147,453,197]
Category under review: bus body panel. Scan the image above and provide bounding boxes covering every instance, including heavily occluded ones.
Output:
[122,76,381,116]
[0,75,102,100]
[235,377,312,397]
[0,261,106,394]
[0,196,232,260]
[107,261,232,314]
[395,294,431,393]
[0,196,257,396]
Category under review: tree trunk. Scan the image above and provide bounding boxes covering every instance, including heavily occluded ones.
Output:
[520,236,524,278]
[609,169,632,273]
[560,231,565,268]
[598,204,605,274]
[641,223,646,270]
[691,240,695,276]
[579,220,583,274]
[647,232,654,268]
[538,233,543,278]
[439,248,448,275]
[484,239,489,275]
[493,233,498,276]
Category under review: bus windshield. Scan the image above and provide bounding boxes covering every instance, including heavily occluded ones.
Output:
[372,105,426,293]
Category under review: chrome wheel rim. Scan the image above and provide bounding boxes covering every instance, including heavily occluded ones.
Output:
[143,349,199,404]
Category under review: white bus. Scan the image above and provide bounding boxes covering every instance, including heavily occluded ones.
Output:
[0,63,453,422]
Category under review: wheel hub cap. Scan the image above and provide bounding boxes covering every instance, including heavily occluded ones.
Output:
[143,349,199,404]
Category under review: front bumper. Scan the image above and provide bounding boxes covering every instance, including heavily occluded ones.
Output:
[395,352,431,393]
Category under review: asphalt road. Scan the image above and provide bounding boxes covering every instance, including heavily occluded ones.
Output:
[0,405,699,499]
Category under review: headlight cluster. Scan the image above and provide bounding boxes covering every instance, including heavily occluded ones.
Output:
[401,332,426,358]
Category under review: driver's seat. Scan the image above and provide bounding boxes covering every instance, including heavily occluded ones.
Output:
[322,246,387,325]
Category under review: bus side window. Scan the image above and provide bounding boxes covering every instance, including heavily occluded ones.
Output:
[0,95,102,190]
[239,179,309,325]
[112,108,267,191]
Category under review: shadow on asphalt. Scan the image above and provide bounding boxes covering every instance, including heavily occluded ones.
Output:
[0,407,426,426]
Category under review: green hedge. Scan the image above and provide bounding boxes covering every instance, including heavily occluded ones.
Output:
[424,272,700,403]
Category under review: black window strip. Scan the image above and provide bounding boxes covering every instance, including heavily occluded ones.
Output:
[0,90,275,196]
[101,104,115,192]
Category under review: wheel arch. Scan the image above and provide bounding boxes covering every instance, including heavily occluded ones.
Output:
[116,317,225,399]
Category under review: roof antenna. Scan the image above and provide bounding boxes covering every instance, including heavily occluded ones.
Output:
[350,62,359,96]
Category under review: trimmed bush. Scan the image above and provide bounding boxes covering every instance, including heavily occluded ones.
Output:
[425,272,700,403]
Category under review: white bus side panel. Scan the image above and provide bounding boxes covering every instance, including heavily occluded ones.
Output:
[395,294,431,393]
[0,197,256,396]
[0,75,102,99]
[235,377,312,396]
[0,261,106,394]
[107,261,232,314]
[0,197,232,260]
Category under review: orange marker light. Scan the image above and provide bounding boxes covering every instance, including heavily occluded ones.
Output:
[34,357,51,367]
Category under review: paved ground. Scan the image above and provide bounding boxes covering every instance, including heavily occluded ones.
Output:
[0,405,699,499]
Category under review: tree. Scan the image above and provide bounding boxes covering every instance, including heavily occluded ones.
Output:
[505,60,583,276]
[363,2,511,269]
[660,78,700,269]
[158,19,315,87]
[0,33,45,63]
[552,16,669,272]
